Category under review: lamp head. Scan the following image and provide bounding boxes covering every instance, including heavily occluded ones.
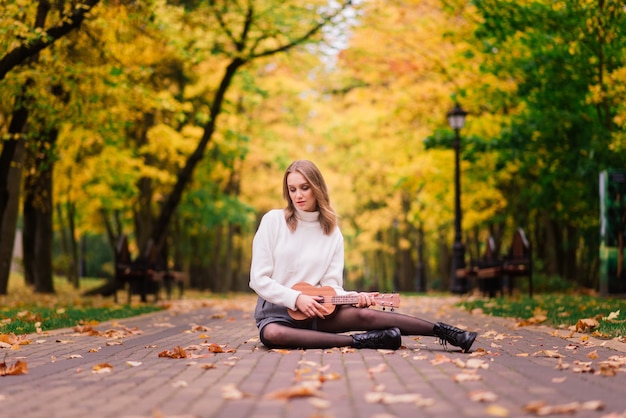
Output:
[447,103,468,130]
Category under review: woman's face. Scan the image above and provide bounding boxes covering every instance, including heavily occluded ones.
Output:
[287,172,317,212]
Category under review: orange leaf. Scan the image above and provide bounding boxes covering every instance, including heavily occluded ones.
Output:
[575,318,599,333]
[208,343,224,353]
[92,363,113,374]
[264,381,323,400]
[0,359,28,376]
[158,345,188,359]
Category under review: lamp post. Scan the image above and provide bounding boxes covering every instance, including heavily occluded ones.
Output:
[447,103,468,294]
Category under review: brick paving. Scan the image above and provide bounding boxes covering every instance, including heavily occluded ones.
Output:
[2,294,626,418]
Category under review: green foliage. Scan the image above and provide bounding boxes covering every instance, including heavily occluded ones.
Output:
[0,276,161,335]
[0,305,160,335]
[459,293,626,338]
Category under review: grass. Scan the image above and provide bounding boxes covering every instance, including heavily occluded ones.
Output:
[0,274,162,335]
[457,293,626,339]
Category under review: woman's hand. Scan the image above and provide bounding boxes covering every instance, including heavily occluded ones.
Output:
[354,292,378,308]
[295,294,330,319]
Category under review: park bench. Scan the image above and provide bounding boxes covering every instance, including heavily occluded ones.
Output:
[469,236,504,297]
[501,228,533,297]
[113,235,159,303]
[162,268,185,300]
[114,236,185,303]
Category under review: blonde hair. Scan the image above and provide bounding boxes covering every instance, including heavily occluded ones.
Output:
[283,160,337,235]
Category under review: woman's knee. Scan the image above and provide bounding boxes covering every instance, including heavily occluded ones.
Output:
[260,323,289,348]
[354,307,382,323]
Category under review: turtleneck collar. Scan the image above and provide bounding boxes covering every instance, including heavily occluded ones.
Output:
[295,207,320,223]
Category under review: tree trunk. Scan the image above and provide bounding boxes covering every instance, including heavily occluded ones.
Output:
[147,57,246,260]
[221,222,236,292]
[22,128,57,294]
[0,134,26,294]
[563,224,578,283]
[68,201,80,287]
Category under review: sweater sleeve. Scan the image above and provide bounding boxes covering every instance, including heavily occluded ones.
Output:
[318,229,347,296]
[248,211,301,309]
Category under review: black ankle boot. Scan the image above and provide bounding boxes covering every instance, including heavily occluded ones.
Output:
[433,322,477,353]
[352,327,402,350]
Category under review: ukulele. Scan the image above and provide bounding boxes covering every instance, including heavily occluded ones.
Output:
[287,282,401,320]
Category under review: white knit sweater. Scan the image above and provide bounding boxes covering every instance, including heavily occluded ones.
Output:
[249,208,346,310]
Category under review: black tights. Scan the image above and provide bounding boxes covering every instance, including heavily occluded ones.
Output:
[260,306,436,349]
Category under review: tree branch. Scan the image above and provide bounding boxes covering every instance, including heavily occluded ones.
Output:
[0,0,101,81]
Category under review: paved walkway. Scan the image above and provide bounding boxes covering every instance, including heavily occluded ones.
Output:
[2,294,626,418]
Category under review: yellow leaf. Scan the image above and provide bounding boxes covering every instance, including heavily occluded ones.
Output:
[485,404,509,417]
[270,348,291,354]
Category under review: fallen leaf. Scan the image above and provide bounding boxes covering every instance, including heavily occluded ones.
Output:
[265,381,324,400]
[572,360,594,373]
[0,359,28,376]
[485,404,509,417]
[270,348,291,354]
[465,359,489,369]
[523,400,603,415]
[199,363,217,370]
[92,363,113,374]
[581,400,605,410]
[222,384,251,400]
[453,372,482,382]
[575,318,599,333]
[586,350,599,359]
[207,343,225,353]
[158,346,188,359]
[309,397,330,409]
[364,391,434,407]
[126,361,142,367]
[532,350,563,358]
[468,390,498,402]
[368,363,387,375]
[430,354,451,365]
[0,334,31,346]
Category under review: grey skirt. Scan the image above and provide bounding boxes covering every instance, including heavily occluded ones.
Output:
[254,297,319,335]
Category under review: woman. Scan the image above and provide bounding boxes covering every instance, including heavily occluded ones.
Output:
[249,160,477,352]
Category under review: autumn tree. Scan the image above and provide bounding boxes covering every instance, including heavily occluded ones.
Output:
[0,0,101,293]
[470,0,626,286]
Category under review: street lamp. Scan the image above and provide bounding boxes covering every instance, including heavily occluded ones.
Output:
[447,103,468,294]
